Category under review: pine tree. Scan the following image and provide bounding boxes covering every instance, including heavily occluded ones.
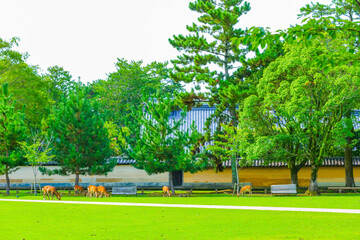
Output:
[125,92,208,194]
[169,0,251,184]
[44,83,115,185]
[0,83,27,195]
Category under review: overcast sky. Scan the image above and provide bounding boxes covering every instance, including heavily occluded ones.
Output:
[1,0,331,84]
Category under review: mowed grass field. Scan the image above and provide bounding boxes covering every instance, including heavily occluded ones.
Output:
[1,192,360,240]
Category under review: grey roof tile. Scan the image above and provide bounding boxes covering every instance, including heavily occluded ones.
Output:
[110,156,360,167]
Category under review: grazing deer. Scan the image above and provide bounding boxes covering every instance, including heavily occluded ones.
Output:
[74,185,84,195]
[97,186,111,198]
[162,186,171,197]
[42,185,61,200]
[237,185,252,197]
[87,185,99,198]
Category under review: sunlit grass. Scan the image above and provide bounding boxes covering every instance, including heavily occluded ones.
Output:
[1,199,359,240]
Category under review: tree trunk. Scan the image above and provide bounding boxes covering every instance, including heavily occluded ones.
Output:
[169,171,175,194]
[290,166,298,186]
[308,164,319,194]
[5,165,10,195]
[230,104,238,185]
[235,158,240,195]
[289,159,307,187]
[5,150,10,195]
[344,111,355,187]
[345,138,356,187]
[75,165,80,186]
[231,157,237,186]
[33,166,38,196]
[34,177,37,196]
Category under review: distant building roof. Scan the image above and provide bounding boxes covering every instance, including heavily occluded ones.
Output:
[171,104,218,135]
[173,106,360,134]
[41,154,360,168]
[112,156,360,168]
[222,157,360,168]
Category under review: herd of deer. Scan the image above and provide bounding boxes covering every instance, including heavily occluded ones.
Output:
[41,185,110,200]
[41,184,252,200]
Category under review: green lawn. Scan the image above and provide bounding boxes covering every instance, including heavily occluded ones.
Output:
[1,200,359,240]
[1,192,360,239]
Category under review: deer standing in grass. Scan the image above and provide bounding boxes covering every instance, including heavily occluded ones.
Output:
[162,186,171,197]
[42,185,61,200]
[237,185,252,197]
[74,185,84,195]
[97,186,111,198]
[87,185,99,198]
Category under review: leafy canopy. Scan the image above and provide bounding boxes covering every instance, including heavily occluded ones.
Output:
[0,37,53,128]
[125,91,208,175]
[44,83,116,177]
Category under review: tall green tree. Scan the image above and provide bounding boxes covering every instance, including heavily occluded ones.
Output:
[205,39,284,174]
[124,92,208,194]
[169,0,251,185]
[239,75,308,186]
[0,83,27,195]
[237,0,360,189]
[43,83,116,186]
[246,37,360,194]
[298,0,360,188]
[0,37,53,129]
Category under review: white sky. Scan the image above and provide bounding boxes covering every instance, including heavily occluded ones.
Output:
[1,0,331,84]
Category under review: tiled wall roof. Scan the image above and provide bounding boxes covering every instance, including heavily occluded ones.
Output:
[112,156,360,167]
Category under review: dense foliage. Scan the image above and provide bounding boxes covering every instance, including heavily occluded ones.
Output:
[0,38,53,128]
[0,83,27,195]
[124,92,208,193]
[91,59,182,126]
[169,0,252,184]
[43,84,116,186]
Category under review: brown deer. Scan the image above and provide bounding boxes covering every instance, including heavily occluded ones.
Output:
[42,185,61,200]
[97,186,111,198]
[162,186,171,197]
[87,185,99,198]
[74,185,84,195]
[237,185,252,197]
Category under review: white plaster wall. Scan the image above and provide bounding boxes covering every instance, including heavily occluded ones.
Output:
[0,165,168,184]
